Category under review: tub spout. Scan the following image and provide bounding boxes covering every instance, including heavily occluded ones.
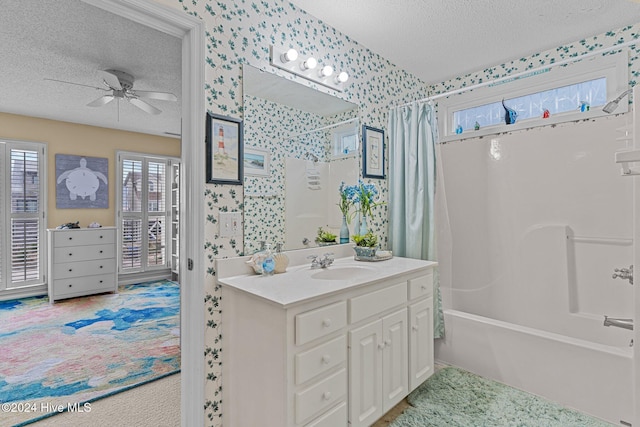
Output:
[603,316,633,330]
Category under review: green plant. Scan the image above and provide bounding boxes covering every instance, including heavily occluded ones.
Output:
[352,231,378,248]
[315,227,337,243]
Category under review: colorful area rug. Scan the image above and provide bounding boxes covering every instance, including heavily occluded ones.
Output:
[0,280,180,426]
[390,367,613,427]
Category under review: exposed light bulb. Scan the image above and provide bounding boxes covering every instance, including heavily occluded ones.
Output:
[300,57,318,71]
[280,48,298,63]
[319,65,334,78]
[335,71,349,84]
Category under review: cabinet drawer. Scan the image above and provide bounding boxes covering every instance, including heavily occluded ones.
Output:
[349,282,407,324]
[295,335,346,385]
[296,301,347,346]
[53,229,115,247]
[52,274,116,297]
[295,368,346,424]
[53,244,115,263]
[408,272,433,300]
[304,402,347,427]
[53,259,116,279]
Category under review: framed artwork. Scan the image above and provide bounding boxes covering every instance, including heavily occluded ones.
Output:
[362,125,385,179]
[55,154,109,208]
[206,112,243,185]
[244,147,271,177]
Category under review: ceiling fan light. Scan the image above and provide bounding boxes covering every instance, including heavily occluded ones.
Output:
[319,65,334,78]
[300,57,317,71]
[281,48,298,63]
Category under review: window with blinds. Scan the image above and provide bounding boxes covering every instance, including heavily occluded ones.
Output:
[118,154,172,274]
[0,143,45,292]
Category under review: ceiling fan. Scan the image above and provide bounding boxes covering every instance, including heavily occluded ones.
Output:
[45,69,177,115]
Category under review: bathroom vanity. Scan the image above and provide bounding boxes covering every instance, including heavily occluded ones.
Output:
[217,245,437,427]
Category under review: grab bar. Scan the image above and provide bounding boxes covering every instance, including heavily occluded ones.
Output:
[603,316,634,330]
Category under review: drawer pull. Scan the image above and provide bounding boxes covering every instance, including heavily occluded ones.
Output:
[68,253,73,256]
[322,391,331,401]
[322,319,332,328]
[321,355,331,365]
[68,268,73,272]
[99,280,103,283]
[100,265,103,269]
[68,284,72,288]
[100,235,103,239]
[68,237,73,240]
[99,250,103,254]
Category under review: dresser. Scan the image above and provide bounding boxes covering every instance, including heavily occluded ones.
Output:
[47,227,118,303]
[217,246,436,427]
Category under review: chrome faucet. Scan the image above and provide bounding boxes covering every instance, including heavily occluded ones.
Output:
[612,265,633,285]
[308,253,334,269]
[603,316,634,330]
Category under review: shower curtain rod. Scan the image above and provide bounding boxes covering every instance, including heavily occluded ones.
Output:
[286,117,359,140]
[397,38,639,109]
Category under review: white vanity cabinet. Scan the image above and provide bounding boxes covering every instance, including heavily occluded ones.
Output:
[47,227,117,303]
[218,251,436,427]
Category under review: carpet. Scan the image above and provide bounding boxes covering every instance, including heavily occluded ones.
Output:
[0,280,180,426]
[390,367,613,427]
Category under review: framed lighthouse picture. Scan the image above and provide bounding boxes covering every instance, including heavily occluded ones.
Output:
[206,112,243,185]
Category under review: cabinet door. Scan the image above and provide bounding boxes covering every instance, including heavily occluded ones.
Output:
[349,319,383,427]
[409,297,434,391]
[382,308,408,412]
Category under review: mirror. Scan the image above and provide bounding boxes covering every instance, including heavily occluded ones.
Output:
[243,65,359,252]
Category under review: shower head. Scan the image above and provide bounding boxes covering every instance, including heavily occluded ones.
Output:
[305,152,319,162]
[603,88,633,114]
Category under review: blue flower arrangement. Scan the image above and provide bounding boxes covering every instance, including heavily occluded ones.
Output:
[342,179,383,218]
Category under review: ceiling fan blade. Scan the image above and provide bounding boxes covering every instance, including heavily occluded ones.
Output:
[44,78,103,90]
[87,95,115,107]
[128,97,162,115]
[134,90,178,102]
[99,70,122,90]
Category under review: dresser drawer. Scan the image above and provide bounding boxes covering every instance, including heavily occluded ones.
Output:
[51,274,116,297]
[349,282,407,324]
[304,402,347,427]
[52,258,116,279]
[52,229,115,247]
[295,368,346,424]
[53,244,115,263]
[295,335,346,385]
[408,272,433,300]
[296,301,347,346]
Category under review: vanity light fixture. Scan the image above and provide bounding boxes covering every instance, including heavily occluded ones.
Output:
[300,57,318,71]
[319,65,334,78]
[270,44,350,92]
[335,71,349,84]
[280,48,298,63]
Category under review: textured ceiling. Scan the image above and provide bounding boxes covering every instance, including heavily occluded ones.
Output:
[289,0,640,85]
[0,0,181,138]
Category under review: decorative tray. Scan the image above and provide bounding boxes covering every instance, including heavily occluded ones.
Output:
[354,252,393,262]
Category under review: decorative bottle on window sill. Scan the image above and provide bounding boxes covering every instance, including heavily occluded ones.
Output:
[340,216,350,244]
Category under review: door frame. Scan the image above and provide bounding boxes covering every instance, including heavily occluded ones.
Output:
[82,1,205,425]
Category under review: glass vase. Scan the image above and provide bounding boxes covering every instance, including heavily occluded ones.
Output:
[359,215,368,235]
[340,215,350,244]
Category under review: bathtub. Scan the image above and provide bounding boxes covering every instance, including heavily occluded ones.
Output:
[435,309,633,425]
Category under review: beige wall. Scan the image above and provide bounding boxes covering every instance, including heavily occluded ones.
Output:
[0,112,180,228]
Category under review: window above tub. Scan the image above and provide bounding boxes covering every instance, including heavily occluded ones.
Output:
[438,50,629,142]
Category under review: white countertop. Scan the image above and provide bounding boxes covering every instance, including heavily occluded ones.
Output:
[217,253,436,307]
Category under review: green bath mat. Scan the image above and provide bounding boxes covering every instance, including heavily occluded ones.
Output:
[390,367,613,427]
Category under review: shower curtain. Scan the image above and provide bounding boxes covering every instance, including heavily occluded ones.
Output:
[388,101,444,338]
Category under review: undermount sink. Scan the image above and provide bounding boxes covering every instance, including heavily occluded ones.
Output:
[310,265,375,280]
